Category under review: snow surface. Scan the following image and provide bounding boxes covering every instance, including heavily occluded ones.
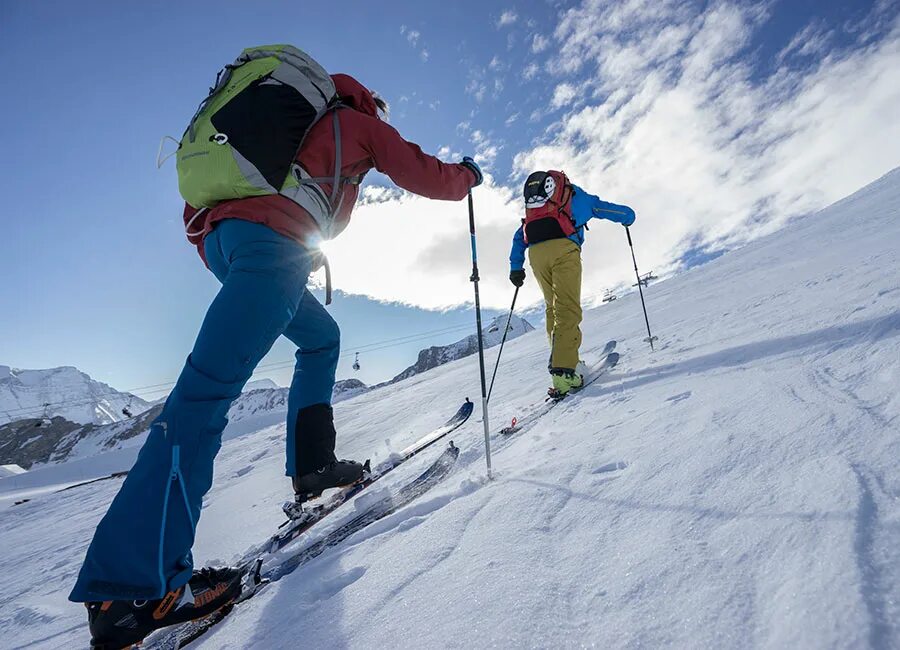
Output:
[1,169,899,648]
[0,464,26,478]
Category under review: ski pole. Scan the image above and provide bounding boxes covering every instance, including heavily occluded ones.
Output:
[467,189,493,478]
[487,286,519,403]
[626,226,658,350]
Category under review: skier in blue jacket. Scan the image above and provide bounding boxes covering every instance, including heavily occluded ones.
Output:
[510,170,634,397]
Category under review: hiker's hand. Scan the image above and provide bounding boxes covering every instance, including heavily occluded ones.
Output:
[509,269,525,287]
[460,157,483,187]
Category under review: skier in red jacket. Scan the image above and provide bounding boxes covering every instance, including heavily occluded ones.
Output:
[183,74,479,261]
[70,71,482,649]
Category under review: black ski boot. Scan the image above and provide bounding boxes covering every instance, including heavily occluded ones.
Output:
[288,403,366,504]
[292,459,366,501]
[85,566,243,649]
[283,458,369,520]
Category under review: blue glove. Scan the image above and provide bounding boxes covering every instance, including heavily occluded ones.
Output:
[460,156,483,187]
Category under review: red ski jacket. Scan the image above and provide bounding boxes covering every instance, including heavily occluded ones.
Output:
[182,74,476,264]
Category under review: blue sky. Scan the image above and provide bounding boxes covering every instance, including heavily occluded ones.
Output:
[1,0,898,398]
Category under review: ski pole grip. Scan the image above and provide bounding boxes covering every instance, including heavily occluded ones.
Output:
[626,226,633,247]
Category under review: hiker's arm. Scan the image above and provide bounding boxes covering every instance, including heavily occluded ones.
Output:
[510,225,526,271]
[576,185,635,226]
[363,119,477,201]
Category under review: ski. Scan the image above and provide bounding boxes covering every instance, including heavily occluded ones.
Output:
[273,398,472,552]
[144,442,461,650]
[500,341,619,437]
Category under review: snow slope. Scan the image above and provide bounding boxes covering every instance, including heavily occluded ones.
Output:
[0,464,26,478]
[1,169,899,649]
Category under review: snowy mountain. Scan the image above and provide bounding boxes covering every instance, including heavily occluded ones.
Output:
[243,378,281,392]
[389,314,535,383]
[333,378,369,402]
[0,365,149,427]
[2,169,899,648]
[0,387,288,469]
[0,415,94,469]
[0,379,376,469]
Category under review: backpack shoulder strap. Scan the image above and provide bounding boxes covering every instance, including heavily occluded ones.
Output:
[295,105,363,195]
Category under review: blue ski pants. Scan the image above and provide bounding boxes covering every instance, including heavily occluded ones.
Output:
[70,219,340,601]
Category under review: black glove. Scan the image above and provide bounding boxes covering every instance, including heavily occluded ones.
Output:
[509,269,525,287]
[460,156,483,187]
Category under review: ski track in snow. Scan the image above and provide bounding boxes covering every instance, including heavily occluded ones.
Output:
[2,170,900,648]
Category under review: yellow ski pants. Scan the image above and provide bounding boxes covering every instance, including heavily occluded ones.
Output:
[528,238,583,370]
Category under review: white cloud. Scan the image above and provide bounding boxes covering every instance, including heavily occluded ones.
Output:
[514,2,900,300]
[489,56,504,71]
[466,79,488,103]
[356,185,404,206]
[325,3,900,312]
[469,129,504,168]
[523,62,540,79]
[551,83,577,108]
[532,34,550,53]
[322,181,521,310]
[505,112,520,126]
[776,21,831,64]
[497,10,518,28]
[401,26,429,62]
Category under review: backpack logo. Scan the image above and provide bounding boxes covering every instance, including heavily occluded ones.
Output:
[524,173,558,208]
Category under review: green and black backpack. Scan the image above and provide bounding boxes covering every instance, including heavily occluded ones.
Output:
[171,45,353,240]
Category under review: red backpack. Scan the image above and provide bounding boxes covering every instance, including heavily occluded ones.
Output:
[522,170,576,244]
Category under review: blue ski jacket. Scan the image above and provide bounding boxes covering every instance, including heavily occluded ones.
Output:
[509,184,635,271]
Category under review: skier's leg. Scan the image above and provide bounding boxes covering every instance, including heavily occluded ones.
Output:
[281,289,341,477]
[548,240,583,370]
[70,220,311,602]
[527,242,557,343]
